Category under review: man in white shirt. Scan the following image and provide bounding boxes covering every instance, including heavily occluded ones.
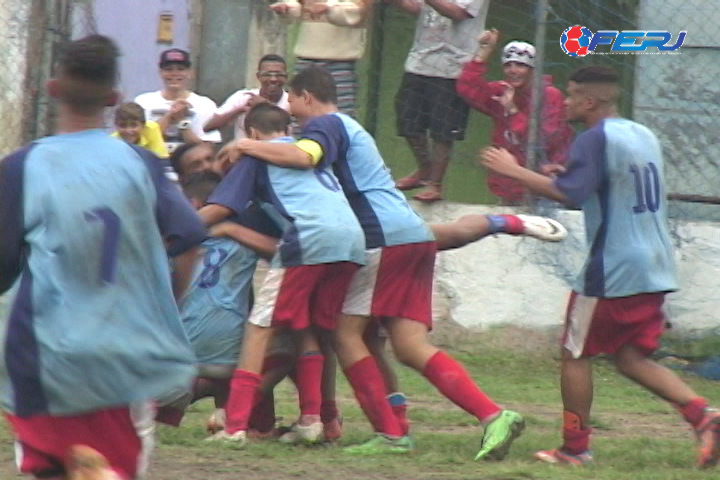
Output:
[135,49,222,153]
[204,54,290,140]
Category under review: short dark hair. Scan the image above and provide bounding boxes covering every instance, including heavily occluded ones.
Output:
[258,54,286,69]
[181,171,222,205]
[169,142,213,176]
[56,34,119,114]
[114,102,145,124]
[569,65,620,85]
[244,103,292,135]
[288,66,337,105]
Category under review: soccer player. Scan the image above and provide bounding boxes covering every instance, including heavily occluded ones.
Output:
[176,171,299,438]
[200,103,367,447]
[218,66,567,459]
[0,35,206,480]
[481,65,720,468]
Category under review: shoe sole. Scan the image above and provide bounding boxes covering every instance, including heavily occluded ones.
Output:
[485,418,527,461]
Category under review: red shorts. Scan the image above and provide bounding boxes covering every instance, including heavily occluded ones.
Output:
[561,291,668,358]
[6,402,154,479]
[342,242,436,328]
[249,262,361,331]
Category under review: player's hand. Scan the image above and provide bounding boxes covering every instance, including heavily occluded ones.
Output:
[491,82,517,113]
[540,163,567,178]
[217,139,253,171]
[480,146,522,177]
[477,28,500,48]
[304,2,330,19]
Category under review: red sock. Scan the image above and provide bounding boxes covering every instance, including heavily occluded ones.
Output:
[225,369,261,433]
[676,397,709,429]
[295,353,324,416]
[391,404,409,435]
[263,354,294,373]
[486,215,525,235]
[561,411,592,455]
[344,356,404,437]
[249,390,276,433]
[321,400,340,424]
[422,351,501,422]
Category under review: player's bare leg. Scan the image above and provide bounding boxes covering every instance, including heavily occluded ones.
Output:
[66,445,123,480]
[615,345,720,468]
[430,213,567,252]
[385,317,524,461]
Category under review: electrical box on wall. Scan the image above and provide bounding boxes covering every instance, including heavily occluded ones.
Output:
[157,12,174,43]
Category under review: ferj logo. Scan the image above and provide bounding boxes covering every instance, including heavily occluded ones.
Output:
[560,25,686,56]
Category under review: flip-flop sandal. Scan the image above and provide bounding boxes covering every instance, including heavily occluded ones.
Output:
[395,176,427,191]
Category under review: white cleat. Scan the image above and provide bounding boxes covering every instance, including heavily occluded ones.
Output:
[204,429,248,447]
[516,214,568,242]
[279,422,324,445]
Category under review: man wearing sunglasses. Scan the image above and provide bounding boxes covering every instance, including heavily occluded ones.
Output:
[204,54,290,140]
[457,29,573,205]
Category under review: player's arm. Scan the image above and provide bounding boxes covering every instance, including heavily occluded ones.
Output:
[0,151,26,294]
[480,147,569,203]
[171,246,201,302]
[210,222,278,260]
[424,0,471,21]
[385,0,422,15]
[218,139,321,170]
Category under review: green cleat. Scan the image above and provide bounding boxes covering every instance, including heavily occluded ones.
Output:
[475,410,526,461]
[343,435,414,455]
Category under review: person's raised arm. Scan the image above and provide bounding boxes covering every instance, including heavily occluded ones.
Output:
[424,0,471,21]
[210,222,278,260]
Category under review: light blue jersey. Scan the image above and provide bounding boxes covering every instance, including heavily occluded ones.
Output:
[181,237,257,365]
[554,118,679,297]
[0,130,206,416]
[209,137,366,267]
[301,113,434,248]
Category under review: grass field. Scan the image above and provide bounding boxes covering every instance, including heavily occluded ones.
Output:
[3,329,718,479]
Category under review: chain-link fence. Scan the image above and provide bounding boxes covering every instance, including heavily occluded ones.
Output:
[0,0,96,158]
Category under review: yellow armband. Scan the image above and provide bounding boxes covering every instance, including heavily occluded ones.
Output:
[296,139,324,165]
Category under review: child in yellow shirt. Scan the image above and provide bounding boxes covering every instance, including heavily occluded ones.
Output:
[112,102,169,158]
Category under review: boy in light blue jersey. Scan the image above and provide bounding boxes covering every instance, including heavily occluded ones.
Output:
[0,35,206,480]
[200,103,366,447]
[170,171,298,439]
[218,66,570,459]
[482,65,720,468]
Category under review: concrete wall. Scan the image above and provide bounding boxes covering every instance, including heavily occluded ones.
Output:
[418,202,720,334]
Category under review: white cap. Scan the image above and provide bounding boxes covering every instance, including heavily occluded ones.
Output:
[502,41,536,68]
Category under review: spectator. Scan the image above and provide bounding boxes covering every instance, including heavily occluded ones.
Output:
[135,48,221,153]
[270,0,370,117]
[457,29,573,205]
[111,101,169,158]
[204,54,290,140]
[390,0,490,203]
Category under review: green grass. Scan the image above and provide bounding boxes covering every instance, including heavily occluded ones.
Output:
[3,344,718,479]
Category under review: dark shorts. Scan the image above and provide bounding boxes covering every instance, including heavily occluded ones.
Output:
[395,73,470,142]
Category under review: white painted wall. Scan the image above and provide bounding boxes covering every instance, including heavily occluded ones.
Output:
[417,202,720,334]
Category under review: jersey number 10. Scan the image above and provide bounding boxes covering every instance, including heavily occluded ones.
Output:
[630,163,661,214]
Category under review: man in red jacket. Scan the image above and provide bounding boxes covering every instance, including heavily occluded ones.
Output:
[457,29,573,205]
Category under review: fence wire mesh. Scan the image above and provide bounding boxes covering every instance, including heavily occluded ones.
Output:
[0,0,96,157]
